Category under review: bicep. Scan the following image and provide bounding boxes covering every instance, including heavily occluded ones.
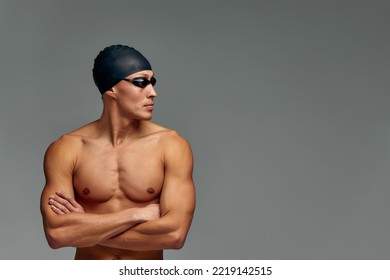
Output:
[40,140,76,226]
[159,135,196,226]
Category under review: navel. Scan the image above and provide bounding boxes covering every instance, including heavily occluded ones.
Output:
[112,255,121,260]
[147,187,155,194]
[83,188,90,195]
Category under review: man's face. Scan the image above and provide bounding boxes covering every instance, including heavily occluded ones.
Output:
[112,70,157,120]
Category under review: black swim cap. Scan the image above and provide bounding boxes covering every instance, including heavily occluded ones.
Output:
[92,44,152,94]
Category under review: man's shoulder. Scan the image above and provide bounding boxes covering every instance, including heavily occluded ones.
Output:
[66,120,98,139]
[45,122,96,157]
[45,134,82,158]
[157,130,191,154]
[143,122,190,153]
[54,133,83,148]
[154,127,193,168]
[160,129,187,144]
[51,121,98,147]
[146,122,187,144]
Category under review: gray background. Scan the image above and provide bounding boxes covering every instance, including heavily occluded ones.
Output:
[0,0,389,259]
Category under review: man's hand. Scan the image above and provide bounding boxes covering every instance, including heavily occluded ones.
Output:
[135,204,161,222]
[48,191,85,214]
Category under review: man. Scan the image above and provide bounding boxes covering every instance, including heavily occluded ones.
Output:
[40,44,196,260]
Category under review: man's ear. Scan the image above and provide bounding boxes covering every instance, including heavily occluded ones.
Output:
[104,87,117,99]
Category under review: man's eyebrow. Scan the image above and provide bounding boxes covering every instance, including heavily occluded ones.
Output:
[132,74,155,78]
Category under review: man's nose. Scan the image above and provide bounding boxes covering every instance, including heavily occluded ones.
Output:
[147,85,157,98]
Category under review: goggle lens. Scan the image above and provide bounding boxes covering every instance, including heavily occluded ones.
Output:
[124,77,156,88]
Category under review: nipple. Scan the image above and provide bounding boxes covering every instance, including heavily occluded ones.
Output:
[83,188,90,195]
[147,187,155,194]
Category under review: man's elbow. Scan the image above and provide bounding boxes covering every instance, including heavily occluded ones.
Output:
[45,227,86,249]
[45,227,96,249]
[169,231,187,250]
[48,239,62,250]
[45,228,67,249]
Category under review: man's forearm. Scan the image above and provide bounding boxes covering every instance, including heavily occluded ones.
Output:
[45,208,144,249]
[99,212,191,251]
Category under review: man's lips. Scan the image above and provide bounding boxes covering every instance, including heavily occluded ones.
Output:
[145,103,155,110]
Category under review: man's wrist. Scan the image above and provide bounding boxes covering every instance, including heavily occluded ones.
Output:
[126,208,147,225]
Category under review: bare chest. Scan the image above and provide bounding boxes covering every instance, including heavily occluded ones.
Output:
[73,141,164,208]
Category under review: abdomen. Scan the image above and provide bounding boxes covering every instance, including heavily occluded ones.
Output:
[75,246,163,260]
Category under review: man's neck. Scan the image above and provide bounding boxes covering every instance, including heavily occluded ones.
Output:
[98,107,145,147]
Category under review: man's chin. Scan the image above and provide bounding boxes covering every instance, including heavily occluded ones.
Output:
[134,115,153,121]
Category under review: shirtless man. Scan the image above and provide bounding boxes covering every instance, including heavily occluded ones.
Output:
[40,45,196,260]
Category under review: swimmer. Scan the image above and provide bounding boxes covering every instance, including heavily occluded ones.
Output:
[40,44,196,260]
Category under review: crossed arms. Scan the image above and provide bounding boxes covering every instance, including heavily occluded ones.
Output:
[40,133,196,251]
